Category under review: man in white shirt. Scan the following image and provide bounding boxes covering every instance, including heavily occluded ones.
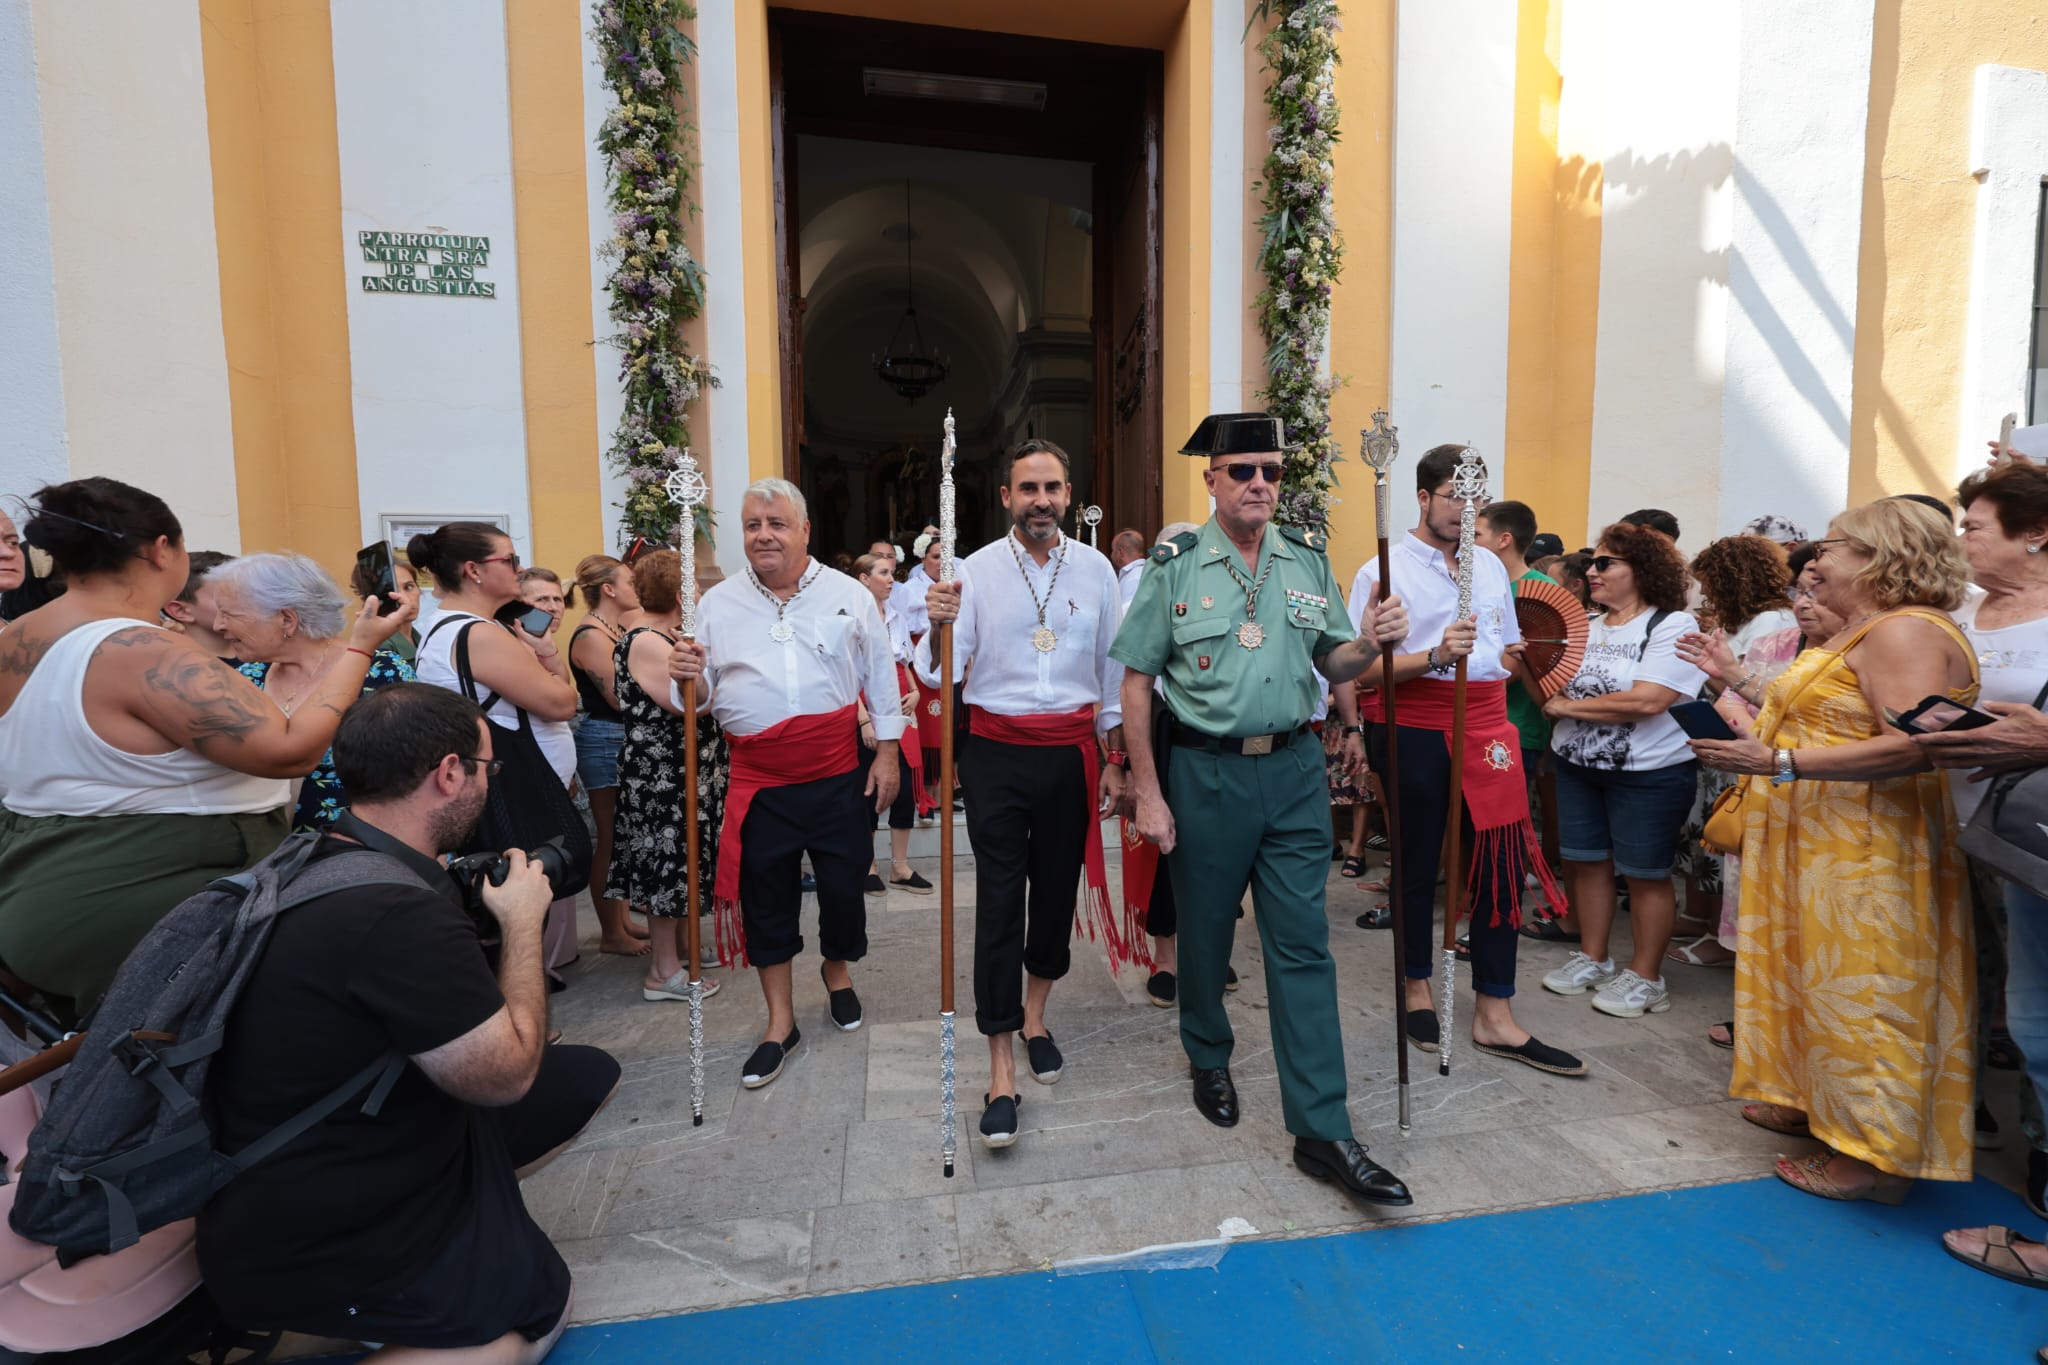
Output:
[669,478,904,1091]
[1111,528,1148,611]
[1351,445,1583,1079]
[923,440,1127,1149]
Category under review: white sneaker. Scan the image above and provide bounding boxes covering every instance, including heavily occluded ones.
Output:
[1541,951,1616,996]
[1591,969,1671,1018]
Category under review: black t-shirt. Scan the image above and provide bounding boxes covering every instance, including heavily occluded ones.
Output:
[196,837,506,1318]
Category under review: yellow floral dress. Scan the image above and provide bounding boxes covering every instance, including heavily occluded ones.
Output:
[1730,608,1978,1181]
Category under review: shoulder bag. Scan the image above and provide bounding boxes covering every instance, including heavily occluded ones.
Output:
[1957,674,2048,898]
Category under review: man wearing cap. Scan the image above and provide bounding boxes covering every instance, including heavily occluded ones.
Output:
[1113,411,1415,1210]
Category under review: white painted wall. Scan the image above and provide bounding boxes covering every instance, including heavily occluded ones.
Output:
[1391,0,1516,478]
[695,2,751,576]
[1718,0,1871,538]
[1583,1,1740,541]
[27,0,240,548]
[0,0,67,502]
[1962,65,2048,482]
[331,0,534,556]
[1208,0,1245,416]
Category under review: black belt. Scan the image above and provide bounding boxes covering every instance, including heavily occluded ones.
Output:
[1169,722,1313,756]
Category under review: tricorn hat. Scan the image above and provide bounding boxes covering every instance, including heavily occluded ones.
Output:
[1178,412,1296,457]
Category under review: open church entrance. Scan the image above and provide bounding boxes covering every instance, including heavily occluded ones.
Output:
[771,12,1163,563]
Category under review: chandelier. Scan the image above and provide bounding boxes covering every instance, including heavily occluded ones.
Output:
[873,181,949,403]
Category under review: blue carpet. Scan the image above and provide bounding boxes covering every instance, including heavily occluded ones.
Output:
[332,1176,2046,1364]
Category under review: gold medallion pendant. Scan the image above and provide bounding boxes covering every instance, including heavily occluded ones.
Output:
[1236,621,1265,649]
[1032,626,1058,653]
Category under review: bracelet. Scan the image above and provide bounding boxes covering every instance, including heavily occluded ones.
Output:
[1426,646,1441,673]
[345,646,374,660]
[1343,724,1364,736]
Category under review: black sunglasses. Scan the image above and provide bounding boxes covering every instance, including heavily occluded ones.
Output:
[459,755,505,779]
[1589,555,1629,573]
[1223,463,1284,484]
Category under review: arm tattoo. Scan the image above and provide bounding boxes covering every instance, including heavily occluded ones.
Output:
[137,648,270,752]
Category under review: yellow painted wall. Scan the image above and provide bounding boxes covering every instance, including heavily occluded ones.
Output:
[505,0,605,580]
[1325,0,1396,577]
[737,0,781,484]
[198,0,361,572]
[1849,0,2048,504]
[1159,1,1214,528]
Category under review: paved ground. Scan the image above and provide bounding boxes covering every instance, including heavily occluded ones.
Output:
[498,814,2033,1328]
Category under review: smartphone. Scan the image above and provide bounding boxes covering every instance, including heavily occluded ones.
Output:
[1887,695,1997,734]
[355,540,402,616]
[1667,699,1738,741]
[496,600,556,637]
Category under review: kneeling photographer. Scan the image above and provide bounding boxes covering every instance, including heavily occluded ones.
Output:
[196,683,619,1363]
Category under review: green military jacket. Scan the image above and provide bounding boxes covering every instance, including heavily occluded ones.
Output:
[1110,516,1355,738]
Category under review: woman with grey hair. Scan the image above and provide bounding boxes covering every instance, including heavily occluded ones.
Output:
[212,552,417,830]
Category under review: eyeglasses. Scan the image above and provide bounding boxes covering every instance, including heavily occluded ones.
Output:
[1426,488,1492,507]
[1223,463,1285,484]
[478,553,522,571]
[1810,538,1852,559]
[1589,555,1628,573]
[458,756,505,779]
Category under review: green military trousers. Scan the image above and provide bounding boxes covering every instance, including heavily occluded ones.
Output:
[1164,727,1352,1141]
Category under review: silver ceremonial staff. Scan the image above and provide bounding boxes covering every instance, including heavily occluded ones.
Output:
[1361,411,1411,1131]
[1438,445,1487,1077]
[664,454,710,1126]
[935,409,959,1177]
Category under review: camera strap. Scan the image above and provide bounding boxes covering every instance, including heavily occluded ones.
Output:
[329,811,469,913]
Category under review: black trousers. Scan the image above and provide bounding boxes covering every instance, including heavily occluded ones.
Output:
[860,740,918,831]
[965,733,1088,1035]
[1369,722,1520,998]
[738,766,872,967]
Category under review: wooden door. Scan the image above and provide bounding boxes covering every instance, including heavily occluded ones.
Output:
[1093,69,1163,540]
[770,27,803,482]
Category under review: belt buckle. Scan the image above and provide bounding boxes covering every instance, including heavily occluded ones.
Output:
[1241,733,1274,756]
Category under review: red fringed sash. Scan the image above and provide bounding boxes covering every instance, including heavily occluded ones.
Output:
[894,663,937,817]
[1369,678,1566,928]
[716,703,859,966]
[969,705,1151,973]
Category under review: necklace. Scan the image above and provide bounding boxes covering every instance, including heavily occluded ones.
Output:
[271,644,339,717]
[1221,549,1278,649]
[1006,531,1068,653]
[746,561,821,643]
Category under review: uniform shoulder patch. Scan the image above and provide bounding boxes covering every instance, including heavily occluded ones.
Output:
[1149,531,1200,564]
[1278,524,1328,554]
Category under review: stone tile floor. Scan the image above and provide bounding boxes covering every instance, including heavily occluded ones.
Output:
[513,822,2033,1327]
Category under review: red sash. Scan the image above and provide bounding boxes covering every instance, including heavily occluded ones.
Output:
[969,705,1150,973]
[715,703,859,966]
[1366,678,1566,927]
[893,664,936,816]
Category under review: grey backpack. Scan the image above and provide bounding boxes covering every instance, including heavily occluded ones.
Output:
[7,831,424,1260]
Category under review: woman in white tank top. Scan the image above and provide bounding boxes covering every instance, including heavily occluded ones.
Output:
[0,479,413,1021]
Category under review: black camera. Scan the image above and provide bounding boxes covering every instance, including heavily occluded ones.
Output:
[445,837,573,913]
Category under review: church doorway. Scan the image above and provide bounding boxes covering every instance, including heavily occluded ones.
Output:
[770,11,1163,563]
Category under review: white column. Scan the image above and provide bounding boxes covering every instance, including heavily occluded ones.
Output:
[330,0,533,555]
[1391,0,1516,470]
[1718,0,1873,538]
[1961,64,2048,478]
[1584,1,1740,539]
[0,0,67,498]
[26,0,239,547]
[1208,0,1245,415]
[696,1,751,576]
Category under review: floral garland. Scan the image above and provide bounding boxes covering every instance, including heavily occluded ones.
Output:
[1251,0,1343,532]
[593,0,716,547]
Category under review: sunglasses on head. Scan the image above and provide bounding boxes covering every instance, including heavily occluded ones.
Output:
[1589,555,1628,573]
[1222,463,1284,484]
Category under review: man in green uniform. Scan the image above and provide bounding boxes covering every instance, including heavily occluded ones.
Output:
[1111,412,1414,1209]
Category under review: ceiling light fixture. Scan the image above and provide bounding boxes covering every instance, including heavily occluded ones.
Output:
[872,181,950,404]
[862,67,1048,111]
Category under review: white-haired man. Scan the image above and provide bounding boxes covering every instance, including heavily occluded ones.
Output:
[669,478,905,1089]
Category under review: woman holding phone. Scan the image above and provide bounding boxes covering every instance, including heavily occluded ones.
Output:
[1691,498,1978,1204]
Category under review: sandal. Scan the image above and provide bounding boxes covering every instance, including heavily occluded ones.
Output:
[1519,914,1580,944]
[1774,1151,1909,1205]
[1741,1102,1811,1137]
[1355,904,1394,930]
[1665,935,1735,967]
[1340,855,1368,879]
[1708,1020,1734,1050]
[1942,1225,2048,1291]
[1357,877,1391,895]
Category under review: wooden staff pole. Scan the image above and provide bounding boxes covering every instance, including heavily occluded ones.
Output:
[1362,411,1411,1130]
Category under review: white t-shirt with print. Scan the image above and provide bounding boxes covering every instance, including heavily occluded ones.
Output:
[1550,609,1709,772]
[1950,594,2048,820]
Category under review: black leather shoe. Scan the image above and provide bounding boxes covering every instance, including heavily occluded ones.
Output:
[1292,1137,1413,1207]
[1190,1064,1239,1127]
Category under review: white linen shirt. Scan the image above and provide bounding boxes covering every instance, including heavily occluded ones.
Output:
[896,563,935,638]
[1117,557,1144,611]
[1350,532,1519,683]
[913,531,1124,734]
[684,558,907,741]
